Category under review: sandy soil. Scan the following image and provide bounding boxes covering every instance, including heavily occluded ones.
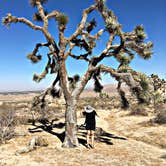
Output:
[0,108,166,166]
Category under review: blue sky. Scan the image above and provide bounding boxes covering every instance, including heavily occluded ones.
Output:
[0,0,165,92]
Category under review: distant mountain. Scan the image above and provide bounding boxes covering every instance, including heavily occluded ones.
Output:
[0,90,43,95]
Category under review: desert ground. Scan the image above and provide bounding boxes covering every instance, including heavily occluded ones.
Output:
[0,86,166,166]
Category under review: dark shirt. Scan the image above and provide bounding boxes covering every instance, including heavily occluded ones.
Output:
[83,111,97,130]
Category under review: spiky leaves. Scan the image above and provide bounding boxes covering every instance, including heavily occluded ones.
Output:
[93,69,103,93]
[138,42,153,59]
[126,41,153,60]
[139,74,149,91]
[3,13,43,31]
[27,53,42,63]
[116,52,134,73]
[50,73,62,98]
[96,0,120,33]
[138,74,153,104]
[94,77,103,92]
[26,42,50,63]
[142,42,153,59]
[68,75,80,91]
[133,25,153,59]
[134,25,146,42]
[30,0,48,7]
[56,13,68,26]
[116,53,133,65]
[118,65,132,73]
[2,13,17,28]
[96,0,107,12]
[50,87,61,98]
[33,69,48,82]
[105,14,120,33]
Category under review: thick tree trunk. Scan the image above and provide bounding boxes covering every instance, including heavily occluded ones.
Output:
[62,98,79,148]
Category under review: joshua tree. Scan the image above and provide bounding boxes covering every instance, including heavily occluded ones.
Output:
[150,74,166,106]
[3,0,153,147]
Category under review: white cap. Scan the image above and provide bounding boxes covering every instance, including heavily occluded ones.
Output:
[84,105,95,113]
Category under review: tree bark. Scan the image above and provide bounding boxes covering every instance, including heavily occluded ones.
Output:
[62,98,79,148]
[117,82,129,109]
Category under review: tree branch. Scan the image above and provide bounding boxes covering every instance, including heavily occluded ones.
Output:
[3,13,43,31]
[46,10,60,20]
[90,65,141,89]
[68,4,97,41]
[32,42,51,55]
[69,52,91,62]
[33,54,52,82]
[81,29,104,40]
[36,1,48,29]
[72,66,93,99]
[64,43,75,59]
[90,35,124,66]
[27,42,51,63]
[125,41,153,59]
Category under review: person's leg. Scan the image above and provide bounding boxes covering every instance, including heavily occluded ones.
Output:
[86,130,91,147]
[91,130,95,148]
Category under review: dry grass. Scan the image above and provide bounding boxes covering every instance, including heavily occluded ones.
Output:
[154,104,166,124]
[129,104,150,116]
[0,92,166,166]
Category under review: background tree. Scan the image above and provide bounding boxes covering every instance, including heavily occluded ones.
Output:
[150,74,166,109]
[3,0,153,147]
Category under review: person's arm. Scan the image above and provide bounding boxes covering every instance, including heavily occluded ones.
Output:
[95,111,99,117]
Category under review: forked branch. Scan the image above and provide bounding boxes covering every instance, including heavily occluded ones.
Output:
[69,4,97,41]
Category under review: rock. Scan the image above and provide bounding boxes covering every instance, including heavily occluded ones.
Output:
[15,136,48,155]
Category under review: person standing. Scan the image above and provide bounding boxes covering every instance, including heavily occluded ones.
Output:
[83,105,98,148]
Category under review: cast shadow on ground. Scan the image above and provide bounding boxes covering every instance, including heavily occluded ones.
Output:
[78,125,127,146]
[28,121,126,147]
[28,121,86,146]
[28,120,65,143]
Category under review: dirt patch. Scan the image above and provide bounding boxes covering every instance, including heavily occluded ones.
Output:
[0,94,166,166]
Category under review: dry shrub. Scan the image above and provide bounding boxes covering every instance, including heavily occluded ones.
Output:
[0,108,15,144]
[0,102,15,111]
[129,104,149,116]
[30,105,63,125]
[14,115,33,125]
[138,120,157,127]
[79,96,118,110]
[154,104,166,124]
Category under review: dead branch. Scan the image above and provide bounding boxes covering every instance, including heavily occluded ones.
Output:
[15,136,48,155]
